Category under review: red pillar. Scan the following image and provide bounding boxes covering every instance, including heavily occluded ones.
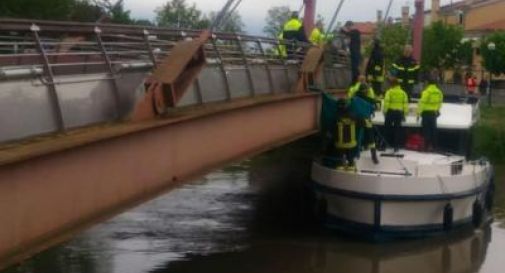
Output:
[412,0,425,62]
[304,0,316,38]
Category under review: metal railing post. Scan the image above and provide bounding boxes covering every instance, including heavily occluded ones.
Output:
[235,35,255,97]
[210,34,232,101]
[143,29,158,68]
[256,39,275,94]
[95,27,121,118]
[31,24,65,132]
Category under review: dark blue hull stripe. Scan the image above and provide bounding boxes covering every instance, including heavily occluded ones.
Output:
[324,214,474,240]
[311,180,486,201]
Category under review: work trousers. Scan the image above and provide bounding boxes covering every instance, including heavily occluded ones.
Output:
[350,54,361,83]
[371,81,383,97]
[401,83,414,101]
[385,110,404,151]
[421,111,438,150]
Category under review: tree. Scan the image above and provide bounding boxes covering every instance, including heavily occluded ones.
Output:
[0,0,75,20]
[70,0,103,22]
[0,0,133,23]
[263,6,291,38]
[156,0,207,29]
[481,32,505,76]
[93,0,132,24]
[421,22,466,72]
[378,24,410,68]
[205,11,245,33]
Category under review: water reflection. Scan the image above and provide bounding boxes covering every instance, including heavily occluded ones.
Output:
[154,227,491,273]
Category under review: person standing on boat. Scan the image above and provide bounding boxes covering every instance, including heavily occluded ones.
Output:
[334,99,358,171]
[347,74,368,97]
[391,45,419,101]
[355,83,380,164]
[383,77,409,152]
[417,75,444,152]
[365,38,385,97]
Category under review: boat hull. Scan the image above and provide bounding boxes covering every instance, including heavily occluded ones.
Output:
[311,158,493,240]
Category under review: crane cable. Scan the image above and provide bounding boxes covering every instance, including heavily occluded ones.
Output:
[325,0,346,37]
[218,0,244,31]
[211,0,239,32]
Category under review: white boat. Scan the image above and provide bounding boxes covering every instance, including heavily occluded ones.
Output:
[311,99,494,239]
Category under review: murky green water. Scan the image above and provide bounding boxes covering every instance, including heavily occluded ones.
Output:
[4,138,505,273]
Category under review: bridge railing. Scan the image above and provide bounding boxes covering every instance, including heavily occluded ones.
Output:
[0,19,350,143]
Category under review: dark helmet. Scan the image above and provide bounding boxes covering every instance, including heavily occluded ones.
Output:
[291,11,299,19]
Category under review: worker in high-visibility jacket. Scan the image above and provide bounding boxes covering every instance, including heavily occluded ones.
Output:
[365,39,385,97]
[383,77,409,152]
[275,32,287,58]
[334,99,358,171]
[347,75,369,98]
[391,45,419,101]
[309,21,325,46]
[282,11,306,59]
[354,84,379,164]
[417,74,444,151]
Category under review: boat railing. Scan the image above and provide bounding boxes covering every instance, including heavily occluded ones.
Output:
[352,157,487,178]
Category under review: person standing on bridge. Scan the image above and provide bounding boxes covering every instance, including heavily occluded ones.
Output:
[341,21,362,83]
[383,77,409,152]
[417,73,444,152]
[391,45,420,101]
[309,21,326,46]
[281,11,307,59]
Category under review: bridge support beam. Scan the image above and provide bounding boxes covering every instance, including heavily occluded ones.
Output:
[0,93,320,269]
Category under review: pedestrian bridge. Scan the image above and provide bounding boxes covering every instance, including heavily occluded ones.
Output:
[0,19,350,269]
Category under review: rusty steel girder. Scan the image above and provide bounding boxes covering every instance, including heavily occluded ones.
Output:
[0,93,321,269]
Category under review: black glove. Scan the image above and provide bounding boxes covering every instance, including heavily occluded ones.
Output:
[436,111,440,117]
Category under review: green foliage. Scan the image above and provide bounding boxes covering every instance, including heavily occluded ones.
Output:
[0,0,133,23]
[378,24,410,68]
[480,32,505,76]
[0,0,75,20]
[155,0,207,29]
[473,106,505,163]
[96,0,132,24]
[155,0,244,31]
[205,11,244,33]
[421,22,466,72]
[263,6,291,38]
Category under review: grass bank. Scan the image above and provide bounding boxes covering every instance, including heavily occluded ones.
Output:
[473,106,505,164]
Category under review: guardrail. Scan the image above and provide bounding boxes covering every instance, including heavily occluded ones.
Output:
[0,19,350,143]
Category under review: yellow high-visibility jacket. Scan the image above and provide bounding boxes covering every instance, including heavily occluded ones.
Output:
[383,85,408,116]
[347,82,375,99]
[335,117,357,149]
[275,32,287,58]
[283,18,303,32]
[309,27,325,45]
[418,84,443,115]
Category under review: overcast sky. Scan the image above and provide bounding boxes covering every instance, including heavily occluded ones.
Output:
[123,0,456,34]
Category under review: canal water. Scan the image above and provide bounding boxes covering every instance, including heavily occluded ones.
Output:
[4,137,505,273]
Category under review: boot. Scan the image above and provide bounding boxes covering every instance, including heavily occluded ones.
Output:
[371,148,379,164]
